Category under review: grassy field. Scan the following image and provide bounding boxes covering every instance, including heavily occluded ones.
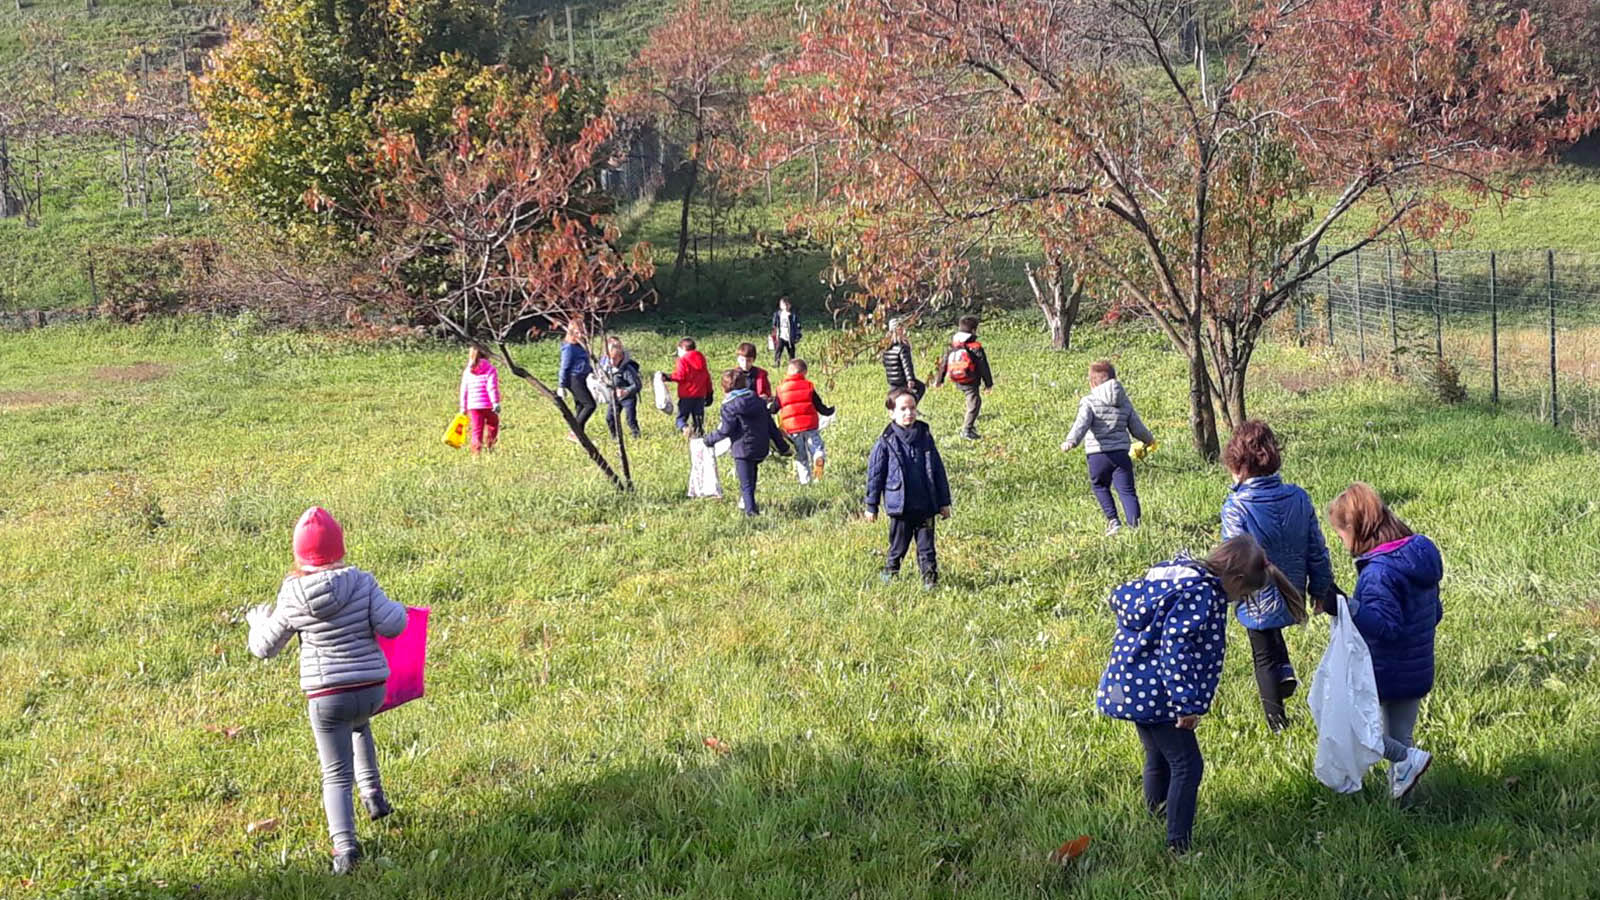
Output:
[2,314,1599,898]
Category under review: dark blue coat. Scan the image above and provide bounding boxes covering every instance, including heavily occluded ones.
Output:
[704,390,782,462]
[1220,474,1335,630]
[1096,558,1229,724]
[865,422,951,519]
[558,341,592,388]
[1351,535,1443,702]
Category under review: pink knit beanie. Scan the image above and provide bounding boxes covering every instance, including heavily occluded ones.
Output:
[292,507,345,567]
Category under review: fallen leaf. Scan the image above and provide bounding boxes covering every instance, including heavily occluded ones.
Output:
[1490,853,1511,871]
[245,818,279,835]
[204,724,244,739]
[703,737,730,755]
[1049,835,1091,864]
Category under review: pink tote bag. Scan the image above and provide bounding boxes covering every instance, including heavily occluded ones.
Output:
[376,606,430,714]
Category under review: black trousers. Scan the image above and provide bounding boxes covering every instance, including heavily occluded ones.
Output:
[566,377,597,435]
[774,338,797,365]
[886,515,937,580]
[1248,627,1293,731]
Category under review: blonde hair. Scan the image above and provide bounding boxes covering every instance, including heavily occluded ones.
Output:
[1329,483,1414,557]
[466,345,486,368]
[1199,535,1306,623]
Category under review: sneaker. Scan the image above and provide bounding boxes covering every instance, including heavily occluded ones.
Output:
[362,792,393,822]
[1278,670,1300,699]
[631,431,642,439]
[879,570,896,585]
[1105,521,1122,537]
[331,845,363,875]
[922,575,938,590]
[566,431,580,443]
[960,429,981,441]
[812,458,826,481]
[1390,747,1432,799]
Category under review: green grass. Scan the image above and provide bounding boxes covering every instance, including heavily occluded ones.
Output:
[2,314,1599,898]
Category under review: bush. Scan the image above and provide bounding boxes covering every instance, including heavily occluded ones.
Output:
[97,239,221,323]
[1423,355,1469,405]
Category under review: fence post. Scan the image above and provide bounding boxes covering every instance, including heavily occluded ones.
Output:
[1548,249,1558,428]
[1355,248,1366,364]
[1432,250,1442,358]
[1490,251,1499,405]
[1325,266,1334,346]
[1385,247,1398,358]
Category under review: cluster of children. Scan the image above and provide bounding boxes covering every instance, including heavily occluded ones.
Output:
[243,306,1436,875]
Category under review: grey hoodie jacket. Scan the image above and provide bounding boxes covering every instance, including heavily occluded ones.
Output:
[248,566,408,693]
[1063,378,1155,454]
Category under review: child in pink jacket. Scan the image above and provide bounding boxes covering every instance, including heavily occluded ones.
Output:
[459,346,501,454]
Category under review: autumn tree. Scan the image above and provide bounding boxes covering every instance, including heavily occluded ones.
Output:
[754,0,1592,459]
[612,0,777,291]
[360,72,655,490]
[194,0,543,247]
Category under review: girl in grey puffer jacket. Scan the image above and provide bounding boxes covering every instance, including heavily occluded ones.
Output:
[1061,361,1156,534]
[247,507,408,875]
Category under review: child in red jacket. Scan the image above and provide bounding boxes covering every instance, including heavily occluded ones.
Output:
[663,337,713,436]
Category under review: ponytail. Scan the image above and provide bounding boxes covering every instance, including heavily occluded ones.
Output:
[1267,562,1307,624]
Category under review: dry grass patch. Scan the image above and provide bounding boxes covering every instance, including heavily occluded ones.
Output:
[92,362,173,383]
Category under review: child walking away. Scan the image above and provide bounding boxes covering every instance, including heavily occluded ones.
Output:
[558,321,596,442]
[736,342,774,401]
[664,337,713,436]
[1061,361,1155,535]
[598,337,642,440]
[703,369,786,516]
[934,314,993,440]
[1096,534,1303,854]
[771,297,801,365]
[776,359,837,484]
[1220,420,1334,732]
[1327,483,1442,800]
[881,317,925,402]
[865,389,952,588]
[458,346,501,455]
[247,508,409,875]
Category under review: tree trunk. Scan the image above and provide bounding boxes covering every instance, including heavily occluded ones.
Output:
[497,342,628,492]
[1026,261,1085,351]
[1186,312,1220,461]
[670,151,699,292]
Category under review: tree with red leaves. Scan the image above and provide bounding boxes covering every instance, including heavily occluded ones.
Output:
[754,0,1593,459]
[360,69,655,489]
[612,0,779,293]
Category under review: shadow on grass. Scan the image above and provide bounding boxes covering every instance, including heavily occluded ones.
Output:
[120,729,1600,899]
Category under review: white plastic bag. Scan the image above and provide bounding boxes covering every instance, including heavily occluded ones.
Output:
[587,372,610,406]
[652,371,674,414]
[1307,594,1386,793]
[687,437,724,498]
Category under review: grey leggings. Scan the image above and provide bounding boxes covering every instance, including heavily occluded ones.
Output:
[308,683,387,852]
[1381,698,1422,762]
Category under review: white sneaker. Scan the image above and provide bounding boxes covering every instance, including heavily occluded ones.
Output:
[1105,521,1121,537]
[1390,747,1432,799]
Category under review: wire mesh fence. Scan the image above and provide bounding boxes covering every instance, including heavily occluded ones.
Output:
[1291,248,1600,437]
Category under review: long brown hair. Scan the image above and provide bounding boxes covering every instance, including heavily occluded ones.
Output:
[1199,535,1306,624]
[1329,483,1414,556]
[466,345,485,369]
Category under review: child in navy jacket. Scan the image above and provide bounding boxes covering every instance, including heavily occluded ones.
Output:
[1097,534,1302,853]
[703,369,788,516]
[1220,420,1334,731]
[865,389,952,588]
[1328,483,1443,800]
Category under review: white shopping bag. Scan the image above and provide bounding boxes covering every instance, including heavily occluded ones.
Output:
[652,371,674,414]
[1308,594,1386,793]
[587,372,610,406]
[687,437,731,498]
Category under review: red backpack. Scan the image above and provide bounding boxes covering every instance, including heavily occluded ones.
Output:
[946,341,981,385]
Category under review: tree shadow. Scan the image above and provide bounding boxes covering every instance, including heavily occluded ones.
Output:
[121,729,1600,898]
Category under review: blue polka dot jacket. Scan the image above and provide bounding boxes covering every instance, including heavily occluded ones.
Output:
[1096,557,1229,725]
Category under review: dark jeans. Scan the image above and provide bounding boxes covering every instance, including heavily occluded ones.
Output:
[1248,627,1294,731]
[676,396,707,435]
[886,515,937,581]
[606,396,640,438]
[1087,450,1140,526]
[308,683,388,853]
[1135,721,1203,852]
[958,383,982,434]
[565,377,596,435]
[774,338,797,365]
[733,456,760,516]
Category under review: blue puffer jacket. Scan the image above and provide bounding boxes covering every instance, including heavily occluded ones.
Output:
[1097,557,1229,724]
[1351,534,1443,702]
[865,422,951,519]
[704,389,781,462]
[558,341,592,388]
[1220,474,1335,630]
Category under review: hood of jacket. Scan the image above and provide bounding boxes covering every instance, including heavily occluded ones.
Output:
[1358,534,1443,587]
[951,331,973,345]
[1089,378,1129,409]
[601,350,634,371]
[286,566,364,620]
[1227,473,1299,528]
[470,358,494,376]
[1111,558,1210,631]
